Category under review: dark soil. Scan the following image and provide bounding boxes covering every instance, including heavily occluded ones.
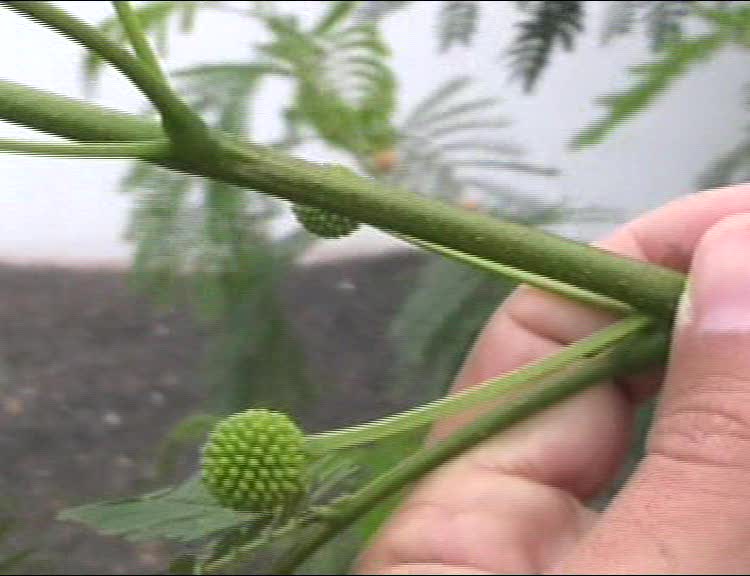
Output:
[0,251,426,574]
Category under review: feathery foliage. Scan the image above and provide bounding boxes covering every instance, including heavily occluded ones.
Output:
[644,1,692,51]
[573,30,730,148]
[507,1,585,92]
[388,76,556,207]
[258,4,397,156]
[439,1,479,52]
[601,0,641,45]
[601,1,693,50]
[353,0,413,23]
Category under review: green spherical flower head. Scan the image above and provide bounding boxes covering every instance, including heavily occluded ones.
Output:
[292,204,360,239]
[201,409,307,513]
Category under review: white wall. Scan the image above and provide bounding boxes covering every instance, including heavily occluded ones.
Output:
[0,1,748,266]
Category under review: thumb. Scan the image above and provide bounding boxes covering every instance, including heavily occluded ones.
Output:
[556,213,750,574]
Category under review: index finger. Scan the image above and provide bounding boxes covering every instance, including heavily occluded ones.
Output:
[358,185,750,575]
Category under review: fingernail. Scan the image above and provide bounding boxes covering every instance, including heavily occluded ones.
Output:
[690,214,750,333]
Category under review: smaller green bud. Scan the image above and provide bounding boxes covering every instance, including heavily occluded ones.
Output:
[201,409,308,513]
[292,204,360,239]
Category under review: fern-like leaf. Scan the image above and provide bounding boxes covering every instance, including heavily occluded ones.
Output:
[644,1,692,51]
[439,1,480,52]
[173,62,279,135]
[601,1,642,45]
[258,11,397,155]
[573,31,728,148]
[353,1,414,23]
[391,76,556,210]
[507,1,585,92]
[601,2,694,50]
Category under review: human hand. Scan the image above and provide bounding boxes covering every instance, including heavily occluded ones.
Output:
[357,185,750,574]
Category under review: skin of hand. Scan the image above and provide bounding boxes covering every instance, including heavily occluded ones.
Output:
[356,184,750,575]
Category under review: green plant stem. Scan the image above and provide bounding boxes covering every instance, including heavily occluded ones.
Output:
[0,80,164,142]
[0,138,171,159]
[211,139,686,319]
[2,1,206,141]
[306,315,649,453]
[396,233,634,315]
[268,328,670,575]
[111,1,168,82]
[0,79,687,318]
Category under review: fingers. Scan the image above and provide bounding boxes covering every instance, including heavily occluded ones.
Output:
[359,185,750,575]
[555,213,750,574]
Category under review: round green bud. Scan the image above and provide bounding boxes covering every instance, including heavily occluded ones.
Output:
[292,204,360,239]
[201,409,307,512]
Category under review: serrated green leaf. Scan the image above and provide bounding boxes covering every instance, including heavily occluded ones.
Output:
[60,477,260,543]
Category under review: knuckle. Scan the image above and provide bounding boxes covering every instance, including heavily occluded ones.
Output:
[651,383,750,469]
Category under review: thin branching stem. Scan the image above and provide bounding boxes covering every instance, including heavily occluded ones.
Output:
[2,1,206,140]
[0,138,171,159]
[111,1,168,83]
[261,327,669,574]
[395,234,634,315]
[306,315,649,453]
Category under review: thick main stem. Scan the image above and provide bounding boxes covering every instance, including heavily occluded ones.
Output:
[0,79,687,318]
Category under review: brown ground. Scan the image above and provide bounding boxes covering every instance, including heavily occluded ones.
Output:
[0,252,425,574]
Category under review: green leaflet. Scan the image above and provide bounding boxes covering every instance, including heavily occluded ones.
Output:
[59,476,260,543]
